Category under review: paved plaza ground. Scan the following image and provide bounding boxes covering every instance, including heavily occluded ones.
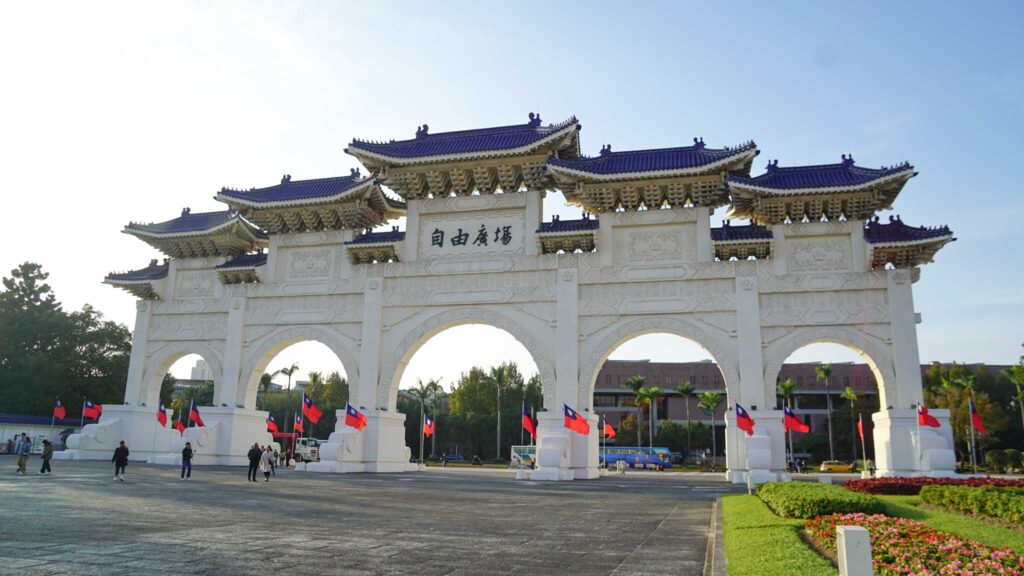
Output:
[0,459,741,576]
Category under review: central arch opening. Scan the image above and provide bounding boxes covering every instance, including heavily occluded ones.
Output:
[592,332,730,469]
[393,323,544,465]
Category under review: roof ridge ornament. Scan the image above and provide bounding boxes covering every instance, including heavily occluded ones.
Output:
[766,159,779,173]
[841,154,855,167]
[350,167,361,178]
[693,137,705,149]
[528,112,542,128]
[415,124,429,139]
[181,207,191,216]
[599,144,612,156]
[281,174,292,184]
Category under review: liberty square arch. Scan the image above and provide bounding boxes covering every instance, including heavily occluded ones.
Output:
[73,114,958,481]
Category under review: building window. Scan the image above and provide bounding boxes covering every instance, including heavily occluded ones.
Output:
[594,394,617,407]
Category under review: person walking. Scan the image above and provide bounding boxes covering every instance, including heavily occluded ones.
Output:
[38,440,53,475]
[181,442,194,480]
[15,433,31,475]
[112,441,129,481]
[6,437,13,455]
[260,446,274,482]
[246,443,262,482]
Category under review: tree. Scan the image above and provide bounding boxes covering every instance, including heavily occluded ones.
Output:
[625,376,646,448]
[675,381,696,462]
[776,378,797,462]
[159,373,176,409]
[636,386,663,448]
[698,391,724,464]
[1002,351,1024,433]
[488,365,511,461]
[815,363,835,461]
[408,378,442,464]
[841,386,859,462]
[257,373,273,410]
[274,362,300,434]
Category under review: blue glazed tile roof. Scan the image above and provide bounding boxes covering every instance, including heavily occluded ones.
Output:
[217,170,378,206]
[711,222,773,242]
[216,252,268,269]
[864,215,954,244]
[548,139,757,177]
[105,259,169,282]
[347,114,579,160]
[126,209,242,235]
[728,156,915,190]
[345,227,406,245]
[536,216,599,234]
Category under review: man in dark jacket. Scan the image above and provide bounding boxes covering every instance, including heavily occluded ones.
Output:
[246,443,262,482]
[181,442,194,480]
[112,441,129,482]
[39,440,53,475]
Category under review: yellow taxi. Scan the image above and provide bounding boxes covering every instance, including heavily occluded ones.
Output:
[819,460,854,472]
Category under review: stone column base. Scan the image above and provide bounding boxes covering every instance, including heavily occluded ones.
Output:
[724,409,787,484]
[872,409,956,477]
[299,410,416,474]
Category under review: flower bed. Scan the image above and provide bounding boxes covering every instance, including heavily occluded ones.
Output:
[756,482,883,519]
[806,513,1024,575]
[920,485,1024,525]
[845,476,1024,495]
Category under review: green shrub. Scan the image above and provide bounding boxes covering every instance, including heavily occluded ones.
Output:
[1005,449,1022,470]
[756,482,883,519]
[920,485,1024,524]
[986,450,1008,473]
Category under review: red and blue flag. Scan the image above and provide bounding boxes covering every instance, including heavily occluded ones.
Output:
[563,404,590,435]
[522,405,536,438]
[53,399,66,420]
[302,394,323,424]
[917,405,940,428]
[424,416,434,438]
[735,403,755,436]
[82,400,101,420]
[266,414,279,434]
[783,405,809,433]
[174,413,185,435]
[189,400,205,427]
[294,413,304,434]
[345,404,367,431]
[157,403,167,427]
[969,398,986,435]
[603,422,616,439]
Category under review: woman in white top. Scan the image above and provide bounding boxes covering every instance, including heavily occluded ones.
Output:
[260,446,275,482]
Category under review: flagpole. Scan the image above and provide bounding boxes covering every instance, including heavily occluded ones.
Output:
[786,398,794,470]
[858,413,867,472]
[80,396,86,428]
[186,400,193,429]
[969,394,978,473]
[520,401,525,448]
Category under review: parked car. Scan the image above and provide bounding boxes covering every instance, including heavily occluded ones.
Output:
[294,438,322,462]
[820,460,854,472]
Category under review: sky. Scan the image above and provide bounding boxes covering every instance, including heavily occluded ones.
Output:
[1,2,1021,389]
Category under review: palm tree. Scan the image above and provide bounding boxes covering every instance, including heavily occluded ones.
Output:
[257,373,273,410]
[409,378,441,465]
[698,391,724,467]
[426,380,445,458]
[675,381,696,462]
[816,363,835,461]
[776,378,797,464]
[841,386,859,463]
[275,362,300,434]
[637,386,663,448]
[1005,356,1024,432]
[625,375,646,447]
[489,365,512,460]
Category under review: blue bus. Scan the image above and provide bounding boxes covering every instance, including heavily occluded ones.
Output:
[600,446,673,470]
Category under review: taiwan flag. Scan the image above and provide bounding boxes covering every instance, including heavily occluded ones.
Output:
[189,400,205,427]
[157,403,168,427]
[302,394,323,424]
[82,400,101,421]
[969,398,986,435]
[424,416,434,438]
[345,404,367,431]
[266,415,279,434]
[522,406,536,438]
[783,405,809,433]
[563,404,590,435]
[917,405,940,428]
[603,422,616,439]
[174,414,186,435]
[294,413,304,434]
[53,400,66,420]
[857,415,864,441]
[735,403,755,436]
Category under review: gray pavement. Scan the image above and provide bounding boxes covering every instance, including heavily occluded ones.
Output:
[0,460,741,576]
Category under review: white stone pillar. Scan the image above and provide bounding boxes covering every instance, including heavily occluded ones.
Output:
[338,229,355,279]
[695,207,713,262]
[123,301,153,406]
[555,267,579,409]
[735,274,765,407]
[403,199,421,262]
[836,526,872,576]
[357,277,384,409]
[524,190,542,257]
[218,296,246,408]
[886,269,921,410]
[771,224,788,276]
[598,218,614,267]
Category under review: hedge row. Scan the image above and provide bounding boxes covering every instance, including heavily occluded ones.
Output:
[756,482,883,519]
[844,476,1024,495]
[920,485,1024,524]
[806,513,1024,576]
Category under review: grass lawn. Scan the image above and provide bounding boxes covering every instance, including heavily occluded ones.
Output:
[721,494,837,576]
[877,495,1024,554]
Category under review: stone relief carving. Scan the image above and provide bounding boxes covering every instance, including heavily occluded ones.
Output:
[245,294,363,325]
[578,279,735,316]
[756,270,887,293]
[382,270,556,307]
[288,248,332,280]
[274,230,347,247]
[176,271,216,299]
[378,308,557,410]
[788,238,851,272]
[627,229,684,261]
[578,316,739,408]
[761,326,897,408]
[149,313,228,341]
[419,192,527,214]
[760,290,888,327]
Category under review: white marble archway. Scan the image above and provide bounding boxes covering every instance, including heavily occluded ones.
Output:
[377,307,557,411]
[239,326,360,409]
[140,341,223,407]
[578,315,740,408]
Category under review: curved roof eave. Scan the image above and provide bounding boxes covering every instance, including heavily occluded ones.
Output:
[546,148,758,183]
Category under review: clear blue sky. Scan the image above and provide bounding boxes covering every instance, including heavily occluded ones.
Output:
[2,2,1021,386]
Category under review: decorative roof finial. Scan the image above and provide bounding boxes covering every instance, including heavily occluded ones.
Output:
[693,137,706,149]
[528,112,542,127]
[599,144,612,156]
[415,124,429,138]
[149,259,158,267]
[766,159,779,173]
[350,167,361,178]
[281,174,291,184]
[842,154,855,166]
[181,207,191,216]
